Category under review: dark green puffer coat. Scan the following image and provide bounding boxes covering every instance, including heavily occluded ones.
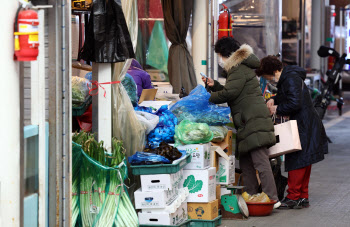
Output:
[209,44,276,157]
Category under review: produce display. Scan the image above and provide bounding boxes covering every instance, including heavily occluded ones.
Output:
[242,192,271,203]
[174,120,214,146]
[72,132,138,227]
[72,76,91,107]
[210,126,228,142]
[170,85,231,126]
[128,142,185,165]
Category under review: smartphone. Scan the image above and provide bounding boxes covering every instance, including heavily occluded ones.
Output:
[200,72,208,78]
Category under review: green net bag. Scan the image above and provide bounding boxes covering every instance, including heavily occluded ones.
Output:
[73,139,138,227]
[174,120,214,146]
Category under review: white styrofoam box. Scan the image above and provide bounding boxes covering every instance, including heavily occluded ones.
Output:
[139,101,173,110]
[155,85,173,94]
[134,187,179,209]
[181,167,216,203]
[216,155,235,185]
[141,169,184,192]
[175,143,211,170]
[138,200,188,225]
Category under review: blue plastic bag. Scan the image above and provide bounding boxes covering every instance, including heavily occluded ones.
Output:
[146,105,178,148]
[170,85,231,126]
[128,152,171,165]
[134,105,153,113]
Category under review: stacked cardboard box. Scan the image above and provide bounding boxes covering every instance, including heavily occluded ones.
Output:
[135,170,189,226]
[178,143,219,220]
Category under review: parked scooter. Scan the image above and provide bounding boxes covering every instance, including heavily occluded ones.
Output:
[314,46,349,119]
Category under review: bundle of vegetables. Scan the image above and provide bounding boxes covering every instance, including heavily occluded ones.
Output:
[144,142,183,162]
[174,120,214,146]
[72,76,91,106]
[170,85,231,126]
[210,126,228,142]
[73,131,138,227]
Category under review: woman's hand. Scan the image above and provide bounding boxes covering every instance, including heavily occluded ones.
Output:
[202,76,214,87]
[269,105,278,115]
[266,98,274,108]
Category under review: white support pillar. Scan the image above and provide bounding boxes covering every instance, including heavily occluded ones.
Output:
[30,9,46,227]
[213,0,219,80]
[192,0,208,84]
[92,63,112,153]
[0,1,21,226]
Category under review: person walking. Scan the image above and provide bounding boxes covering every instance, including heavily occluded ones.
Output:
[256,56,327,209]
[202,37,279,205]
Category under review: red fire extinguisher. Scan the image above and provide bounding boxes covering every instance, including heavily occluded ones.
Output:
[218,4,233,40]
[14,6,39,61]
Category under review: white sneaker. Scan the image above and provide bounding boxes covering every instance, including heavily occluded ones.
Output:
[273,201,281,209]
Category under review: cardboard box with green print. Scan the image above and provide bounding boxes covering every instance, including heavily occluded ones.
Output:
[175,143,211,170]
[210,146,235,185]
[181,167,216,203]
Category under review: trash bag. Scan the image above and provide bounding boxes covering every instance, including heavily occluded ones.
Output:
[146,21,169,75]
[79,0,135,63]
[72,76,91,105]
[121,73,138,107]
[170,85,231,126]
[210,126,228,143]
[147,105,178,148]
[174,120,213,146]
[128,151,171,165]
[135,111,159,135]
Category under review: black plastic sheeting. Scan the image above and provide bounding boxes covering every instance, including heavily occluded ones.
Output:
[79,0,135,63]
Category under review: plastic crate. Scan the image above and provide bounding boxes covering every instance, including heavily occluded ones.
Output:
[139,220,191,227]
[72,96,92,117]
[188,215,222,227]
[130,154,191,175]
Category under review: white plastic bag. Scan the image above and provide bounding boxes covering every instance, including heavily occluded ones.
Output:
[135,111,159,135]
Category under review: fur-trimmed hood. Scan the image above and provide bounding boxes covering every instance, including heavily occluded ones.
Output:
[223,44,260,72]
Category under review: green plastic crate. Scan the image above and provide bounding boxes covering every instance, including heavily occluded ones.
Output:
[130,154,191,175]
[188,215,222,227]
[139,220,191,227]
[72,96,92,117]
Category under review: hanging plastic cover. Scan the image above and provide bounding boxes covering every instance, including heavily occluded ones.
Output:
[121,73,138,106]
[79,0,135,63]
[112,0,144,158]
[146,21,169,75]
[170,85,231,125]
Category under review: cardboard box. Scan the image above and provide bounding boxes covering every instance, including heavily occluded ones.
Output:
[175,143,211,170]
[211,146,235,185]
[216,156,235,185]
[216,185,221,204]
[141,169,183,192]
[212,130,234,155]
[147,69,168,82]
[138,200,188,225]
[134,187,178,209]
[187,199,219,220]
[138,89,158,103]
[182,167,216,203]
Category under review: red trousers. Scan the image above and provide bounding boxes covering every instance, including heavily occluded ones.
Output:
[286,165,312,200]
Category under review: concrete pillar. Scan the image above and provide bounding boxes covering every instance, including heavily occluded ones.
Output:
[0,1,21,226]
[311,0,324,70]
[192,0,208,84]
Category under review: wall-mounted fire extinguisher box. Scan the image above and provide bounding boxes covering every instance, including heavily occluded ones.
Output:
[14,7,39,61]
[218,4,233,40]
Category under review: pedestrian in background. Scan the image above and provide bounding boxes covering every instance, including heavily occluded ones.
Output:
[256,56,328,209]
[203,38,279,207]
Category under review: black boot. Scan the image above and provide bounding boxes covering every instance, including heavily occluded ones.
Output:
[300,198,310,208]
[279,197,302,209]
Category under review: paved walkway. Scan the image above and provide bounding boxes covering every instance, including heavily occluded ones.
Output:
[220,94,350,227]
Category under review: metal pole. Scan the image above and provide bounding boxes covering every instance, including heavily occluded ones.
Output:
[300,0,306,68]
[310,0,322,70]
[213,0,218,80]
[208,0,212,79]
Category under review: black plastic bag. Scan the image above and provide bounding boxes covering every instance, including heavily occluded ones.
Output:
[79,0,135,63]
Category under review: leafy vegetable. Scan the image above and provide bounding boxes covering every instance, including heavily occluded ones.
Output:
[174,120,213,146]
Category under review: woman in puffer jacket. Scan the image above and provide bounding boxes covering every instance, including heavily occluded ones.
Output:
[256,56,327,209]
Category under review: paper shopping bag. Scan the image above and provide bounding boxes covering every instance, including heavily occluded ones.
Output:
[268,120,302,158]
